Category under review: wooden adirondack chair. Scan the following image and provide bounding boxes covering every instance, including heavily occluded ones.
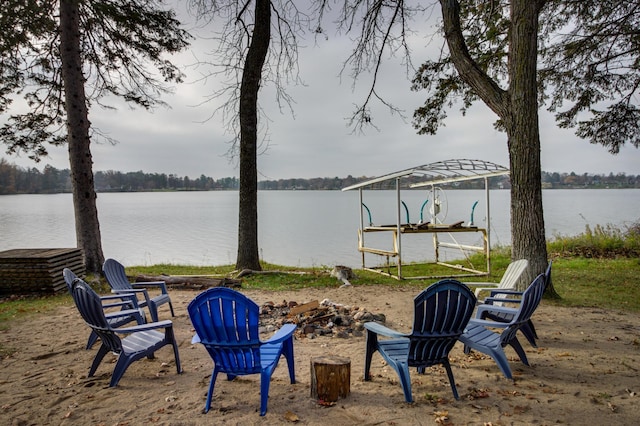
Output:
[459,273,546,379]
[63,268,145,349]
[103,258,174,322]
[70,278,182,387]
[187,287,296,416]
[363,279,476,401]
[463,259,529,298]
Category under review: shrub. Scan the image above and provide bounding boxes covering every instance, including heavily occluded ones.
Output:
[548,221,640,258]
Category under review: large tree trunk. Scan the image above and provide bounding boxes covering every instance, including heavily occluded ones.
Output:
[505,1,550,289]
[440,0,554,293]
[236,0,270,271]
[59,0,104,273]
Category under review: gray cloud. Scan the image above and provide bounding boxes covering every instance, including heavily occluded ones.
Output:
[5,10,640,180]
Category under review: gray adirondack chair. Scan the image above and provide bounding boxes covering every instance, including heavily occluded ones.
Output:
[70,278,182,387]
[103,258,174,322]
[459,273,546,379]
[476,261,553,347]
[363,279,476,401]
[63,268,145,349]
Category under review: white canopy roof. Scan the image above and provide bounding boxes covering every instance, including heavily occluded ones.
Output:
[342,159,509,191]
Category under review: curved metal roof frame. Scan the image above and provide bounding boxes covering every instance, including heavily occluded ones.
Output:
[341,159,509,191]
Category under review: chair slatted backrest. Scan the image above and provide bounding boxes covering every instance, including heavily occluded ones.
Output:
[63,268,78,292]
[499,273,546,346]
[498,259,529,288]
[71,279,124,353]
[544,260,553,290]
[188,288,262,375]
[408,279,476,365]
[103,258,133,291]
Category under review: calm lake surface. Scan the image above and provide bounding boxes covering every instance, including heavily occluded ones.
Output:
[1,189,638,268]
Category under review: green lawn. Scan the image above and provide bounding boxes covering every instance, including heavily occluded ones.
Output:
[2,251,639,334]
[124,253,640,312]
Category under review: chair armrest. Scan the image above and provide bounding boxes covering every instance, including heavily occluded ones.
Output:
[467,318,511,329]
[112,288,151,304]
[102,301,134,310]
[102,298,132,307]
[483,297,523,306]
[474,305,518,320]
[100,293,135,301]
[132,281,168,294]
[473,285,509,297]
[115,320,173,334]
[100,293,141,309]
[489,289,524,297]
[112,288,146,294]
[105,308,146,324]
[263,323,296,345]
[363,321,408,339]
[464,282,499,287]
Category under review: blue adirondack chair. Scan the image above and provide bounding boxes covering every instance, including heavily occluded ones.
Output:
[70,278,182,387]
[477,261,553,347]
[63,268,146,349]
[363,279,476,402]
[103,258,174,322]
[187,287,296,416]
[459,273,546,379]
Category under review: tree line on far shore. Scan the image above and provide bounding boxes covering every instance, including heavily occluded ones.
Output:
[0,158,638,195]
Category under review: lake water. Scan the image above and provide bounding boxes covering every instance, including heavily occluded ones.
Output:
[0,189,638,268]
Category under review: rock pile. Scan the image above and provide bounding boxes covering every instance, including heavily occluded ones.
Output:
[259,298,386,339]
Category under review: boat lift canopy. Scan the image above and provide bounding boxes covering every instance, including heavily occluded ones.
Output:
[342,159,510,279]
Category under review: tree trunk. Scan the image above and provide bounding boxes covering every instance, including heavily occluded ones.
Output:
[505,1,550,290]
[59,0,104,274]
[440,0,556,294]
[236,0,270,271]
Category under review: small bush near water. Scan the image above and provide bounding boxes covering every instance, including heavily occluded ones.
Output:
[548,221,640,258]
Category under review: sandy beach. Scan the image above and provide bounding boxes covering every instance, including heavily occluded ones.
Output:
[1,284,638,425]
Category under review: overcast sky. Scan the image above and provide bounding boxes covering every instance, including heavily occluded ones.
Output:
[4,6,640,180]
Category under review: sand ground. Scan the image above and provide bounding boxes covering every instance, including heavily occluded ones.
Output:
[1,285,639,425]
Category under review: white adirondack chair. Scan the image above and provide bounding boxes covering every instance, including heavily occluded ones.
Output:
[464,259,529,298]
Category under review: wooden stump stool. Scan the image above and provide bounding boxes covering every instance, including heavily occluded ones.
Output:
[310,355,351,402]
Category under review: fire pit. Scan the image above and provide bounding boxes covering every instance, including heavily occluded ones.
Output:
[259,298,386,339]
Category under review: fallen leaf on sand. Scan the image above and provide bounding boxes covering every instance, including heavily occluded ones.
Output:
[284,410,299,422]
[434,410,449,423]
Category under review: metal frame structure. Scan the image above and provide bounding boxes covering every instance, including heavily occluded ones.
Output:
[342,159,510,280]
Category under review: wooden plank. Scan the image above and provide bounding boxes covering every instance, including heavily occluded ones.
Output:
[289,300,319,316]
[0,248,85,294]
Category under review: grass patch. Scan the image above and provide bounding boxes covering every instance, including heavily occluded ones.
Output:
[123,251,640,313]
[0,293,70,357]
[128,262,428,291]
[126,263,237,277]
[545,257,640,312]
[0,294,69,328]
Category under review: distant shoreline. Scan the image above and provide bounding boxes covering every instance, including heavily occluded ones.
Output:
[2,186,640,195]
[1,158,639,193]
